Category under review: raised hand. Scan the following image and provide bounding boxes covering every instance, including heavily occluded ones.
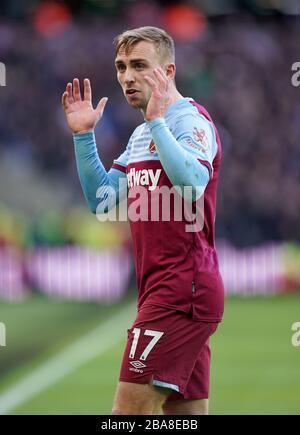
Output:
[62,78,108,134]
[144,68,172,122]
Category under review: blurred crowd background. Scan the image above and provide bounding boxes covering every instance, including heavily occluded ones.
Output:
[0,0,300,300]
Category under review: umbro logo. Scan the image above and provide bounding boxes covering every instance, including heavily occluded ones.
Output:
[130,360,146,369]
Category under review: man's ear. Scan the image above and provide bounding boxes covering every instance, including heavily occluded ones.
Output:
[165,63,176,80]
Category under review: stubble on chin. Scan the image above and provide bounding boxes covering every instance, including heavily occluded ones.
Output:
[126,96,147,111]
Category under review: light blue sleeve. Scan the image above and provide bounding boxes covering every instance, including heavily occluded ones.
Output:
[147,114,216,201]
[172,111,218,179]
[73,132,128,214]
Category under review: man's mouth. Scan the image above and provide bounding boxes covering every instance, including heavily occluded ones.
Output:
[126,89,140,97]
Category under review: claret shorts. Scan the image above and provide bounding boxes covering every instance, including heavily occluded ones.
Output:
[119,304,219,400]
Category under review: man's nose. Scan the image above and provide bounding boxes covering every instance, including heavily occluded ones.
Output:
[124,69,135,84]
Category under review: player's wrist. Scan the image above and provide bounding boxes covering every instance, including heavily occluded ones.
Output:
[146,117,165,123]
[73,131,95,145]
[73,128,94,135]
[145,115,161,122]
[146,118,166,130]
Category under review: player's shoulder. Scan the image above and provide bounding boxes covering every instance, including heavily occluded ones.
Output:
[168,98,219,158]
[168,97,195,117]
[168,97,213,126]
[168,98,214,133]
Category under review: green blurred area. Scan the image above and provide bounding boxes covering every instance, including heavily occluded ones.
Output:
[0,293,134,380]
[0,293,299,415]
[0,202,130,249]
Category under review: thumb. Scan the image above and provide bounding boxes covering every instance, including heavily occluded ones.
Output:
[95,97,108,118]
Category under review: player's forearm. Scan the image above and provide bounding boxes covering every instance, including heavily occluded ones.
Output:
[148,118,209,201]
[73,132,125,214]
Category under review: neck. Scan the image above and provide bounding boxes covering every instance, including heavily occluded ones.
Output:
[168,87,184,106]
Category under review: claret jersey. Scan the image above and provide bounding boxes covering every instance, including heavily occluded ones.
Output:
[112,98,224,322]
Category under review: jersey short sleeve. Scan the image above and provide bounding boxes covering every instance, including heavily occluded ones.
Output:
[171,112,218,179]
[111,130,136,174]
[112,148,128,174]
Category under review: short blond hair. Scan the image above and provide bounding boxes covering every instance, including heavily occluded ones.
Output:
[114,26,175,63]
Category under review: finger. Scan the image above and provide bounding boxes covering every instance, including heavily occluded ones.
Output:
[84,78,92,102]
[66,82,74,104]
[144,75,157,91]
[158,67,171,90]
[154,68,168,91]
[153,69,166,92]
[158,67,169,84]
[61,91,69,109]
[73,78,82,102]
[156,67,167,79]
[95,97,108,118]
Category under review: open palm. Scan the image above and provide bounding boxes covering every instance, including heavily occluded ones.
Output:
[62,78,107,134]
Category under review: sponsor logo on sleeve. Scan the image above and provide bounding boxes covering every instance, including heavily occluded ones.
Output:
[192,127,210,153]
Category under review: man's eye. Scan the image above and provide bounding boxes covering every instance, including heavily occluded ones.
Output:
[135,64,145,70]
[117,65,125,72]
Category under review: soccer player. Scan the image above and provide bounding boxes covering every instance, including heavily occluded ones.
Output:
[62,26,224,415]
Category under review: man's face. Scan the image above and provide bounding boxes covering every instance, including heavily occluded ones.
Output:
[115,41,164,110]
